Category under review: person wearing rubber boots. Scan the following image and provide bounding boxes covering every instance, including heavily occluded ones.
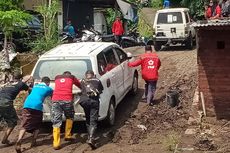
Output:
[0,72,31,146]
[51,71,81,150]
[79,70,103,149]
[15,77,53,153]
[128,45,161,105]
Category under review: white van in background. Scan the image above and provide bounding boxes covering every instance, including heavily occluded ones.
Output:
[153,8,195,51]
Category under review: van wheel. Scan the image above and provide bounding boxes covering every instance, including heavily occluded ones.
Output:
[186,34,193,50]
[103,98,116,127]
[154,42,161,51]
[130,74,138,95]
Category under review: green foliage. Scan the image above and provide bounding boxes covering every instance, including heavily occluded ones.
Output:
[151,0,163,9]
[138,11,154,38]
[0,0,23,11]
[31,0,60,53]
[31,35,59,53]
[161,131,181,151]
[0,10,31,37]
[181,0,205,19]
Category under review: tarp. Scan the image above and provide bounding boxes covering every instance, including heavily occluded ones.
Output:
[116,0,137,22]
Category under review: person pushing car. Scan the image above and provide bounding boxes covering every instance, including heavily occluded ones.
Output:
[79,70,103,149]
[128,45,161,105]
[51,71,81,150]
[0,72,31,146]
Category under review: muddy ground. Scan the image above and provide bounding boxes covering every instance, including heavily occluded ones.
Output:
[0,46,229,153]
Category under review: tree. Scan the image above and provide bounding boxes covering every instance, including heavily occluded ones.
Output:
[0,10,31,69]
[31,0,60,53]
[181,0,205,20]
[0,0,23,11]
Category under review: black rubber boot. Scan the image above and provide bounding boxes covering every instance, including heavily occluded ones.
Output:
[87,126,97,149]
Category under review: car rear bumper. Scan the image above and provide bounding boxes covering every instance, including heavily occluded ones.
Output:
[155,37,189,44]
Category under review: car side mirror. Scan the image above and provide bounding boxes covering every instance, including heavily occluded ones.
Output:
[127,52,133,60]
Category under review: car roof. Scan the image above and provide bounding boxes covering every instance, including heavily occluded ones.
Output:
[157,8,189,13]
[41,42,116,58]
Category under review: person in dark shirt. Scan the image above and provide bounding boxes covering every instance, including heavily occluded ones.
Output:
[79,70,103,149]
[0,72,31,145]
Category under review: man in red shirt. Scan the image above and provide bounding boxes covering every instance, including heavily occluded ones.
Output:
[51,71,80,150]
[112,16,124,46]
[128,45,161,105]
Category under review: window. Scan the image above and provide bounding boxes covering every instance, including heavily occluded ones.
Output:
[113,47,128,63]
[157,12,183,24]
[103,48,118,72]
[97,52,107,76]
[185,13,190,23]
[33,59,92,80]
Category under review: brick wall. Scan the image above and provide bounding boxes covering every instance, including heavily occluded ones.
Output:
[197,27,230,119]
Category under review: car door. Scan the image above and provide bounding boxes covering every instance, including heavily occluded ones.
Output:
[96,52,111,118]
[103,47,124,102]
[113,46,133,92]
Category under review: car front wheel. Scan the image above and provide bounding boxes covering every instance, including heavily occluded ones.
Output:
[185,34,193,50]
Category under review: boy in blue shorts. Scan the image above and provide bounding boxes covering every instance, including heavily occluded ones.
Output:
[15,77,53,153]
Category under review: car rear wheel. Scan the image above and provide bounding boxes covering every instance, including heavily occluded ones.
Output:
[185,34,193,50]
[103,98,116,127]
[154,42,162,51]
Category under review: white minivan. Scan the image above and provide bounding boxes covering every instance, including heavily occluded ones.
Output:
[153,8,195,51]
[31,42,138,126]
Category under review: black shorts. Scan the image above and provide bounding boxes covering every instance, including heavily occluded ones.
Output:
[0,105,18,127]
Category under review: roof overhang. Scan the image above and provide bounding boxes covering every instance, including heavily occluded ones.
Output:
[192,20,230,29]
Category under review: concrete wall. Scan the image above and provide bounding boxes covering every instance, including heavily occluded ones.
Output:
[197,27,230,119]
[23,0,43,10]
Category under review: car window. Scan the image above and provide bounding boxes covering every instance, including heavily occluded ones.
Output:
[103,48,119,72]
[113,47,127,63]
[97,52,107,76]
[32,17,41,27]
[33,59,92,80]
[157,12,183,24]
[185,12,190,23]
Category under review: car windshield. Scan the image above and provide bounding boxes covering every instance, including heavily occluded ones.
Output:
[33,59,92,80]
[157,12,183,24]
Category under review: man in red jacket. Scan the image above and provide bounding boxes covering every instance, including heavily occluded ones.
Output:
[51,71,81,150]
[128,45,161,105]
[112,16,124,46]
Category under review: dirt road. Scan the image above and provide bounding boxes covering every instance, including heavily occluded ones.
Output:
[0,46,198,153]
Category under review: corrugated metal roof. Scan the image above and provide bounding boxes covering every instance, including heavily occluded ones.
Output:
[192,20,230,28]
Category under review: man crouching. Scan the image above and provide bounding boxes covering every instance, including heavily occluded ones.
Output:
[79,70,103,149]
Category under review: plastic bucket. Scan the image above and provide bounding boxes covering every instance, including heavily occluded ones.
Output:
[166,90,179,107]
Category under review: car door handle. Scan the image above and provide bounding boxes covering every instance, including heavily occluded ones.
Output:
[106,78,111,88]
